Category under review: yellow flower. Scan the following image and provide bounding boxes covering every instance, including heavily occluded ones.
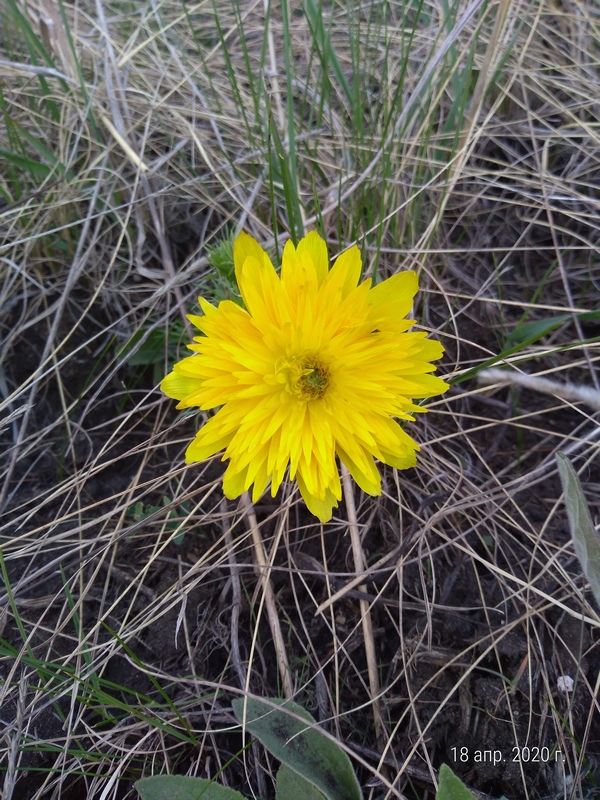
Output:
[161,231,448,522]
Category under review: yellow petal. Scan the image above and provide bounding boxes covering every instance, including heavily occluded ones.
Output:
[161,370,202,402]
[222,457,253,498]
[296,231,329,286]
[186,414,234,463]
[250,454,271,502]
[337,445,381,496]
[234,232,272,292]
[368,271,418,332]
[233,233,282,321]
[327,245,363,299]
[377,419,419,469]
[296,471,338,523]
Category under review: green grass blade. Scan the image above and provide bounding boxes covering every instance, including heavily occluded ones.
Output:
[303,0,352,106]
[281,0,298,185]
[0,148,53,181]
[269,114,303,243]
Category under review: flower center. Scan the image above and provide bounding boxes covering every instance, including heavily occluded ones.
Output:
[274,354,331,401]
[299,361,331,400]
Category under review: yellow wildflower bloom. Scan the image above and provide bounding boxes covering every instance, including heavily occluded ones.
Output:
[161,231,448,522]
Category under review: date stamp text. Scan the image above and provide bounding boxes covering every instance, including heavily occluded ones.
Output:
[451,747,564,765]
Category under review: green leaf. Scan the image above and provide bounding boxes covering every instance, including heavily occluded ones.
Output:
[454,310,600,387]
[436,764,478,800]
[579,310,600,323]
[135,775,245,800]
[0,147,52,180]
[276,763,325,800]
[507,311,600,347]
[506,315,572,346]
[232,697,363,800]
[556,453,600,608]
[11,119,68,175]
[120,329,168,366]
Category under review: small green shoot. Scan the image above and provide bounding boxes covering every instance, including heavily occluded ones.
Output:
[127,496,190,545]
[205,232,236,285]
[204,232,246,305]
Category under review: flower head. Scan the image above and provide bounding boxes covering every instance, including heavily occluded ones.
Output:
[161,231,448,522]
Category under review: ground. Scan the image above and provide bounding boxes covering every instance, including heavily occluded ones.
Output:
[1,2,599,799]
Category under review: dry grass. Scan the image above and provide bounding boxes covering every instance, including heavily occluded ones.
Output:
[1,1,599,799]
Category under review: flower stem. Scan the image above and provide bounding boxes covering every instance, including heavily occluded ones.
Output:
[341,464,385,744]
[241,492,293,699]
